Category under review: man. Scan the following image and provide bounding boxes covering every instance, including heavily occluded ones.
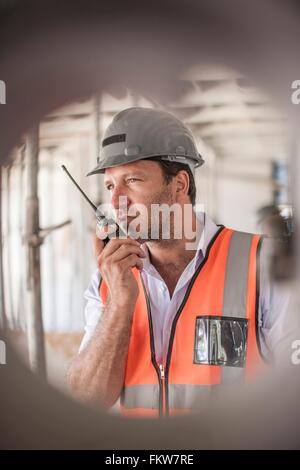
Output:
[68,107,290,418]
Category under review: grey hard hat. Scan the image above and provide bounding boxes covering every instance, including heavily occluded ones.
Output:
[87,107,204,176]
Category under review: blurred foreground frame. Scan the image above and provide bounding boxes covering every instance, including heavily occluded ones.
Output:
[1,0,300,450]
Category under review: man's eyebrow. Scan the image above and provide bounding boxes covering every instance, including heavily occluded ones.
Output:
[104,171,146,184]
[124,171,147,178]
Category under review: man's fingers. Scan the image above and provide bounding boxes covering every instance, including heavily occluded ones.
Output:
[100,237,141,258]
[94,222,123,258]
[135,258,144,271]
[120,254,144,271]
[93,235,105,258]
[95,221,118,241]
[111,244,146,263]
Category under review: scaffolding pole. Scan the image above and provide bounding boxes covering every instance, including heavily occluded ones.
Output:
[25,126,47,379]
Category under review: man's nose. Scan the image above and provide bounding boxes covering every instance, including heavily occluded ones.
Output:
[111,185,129,211]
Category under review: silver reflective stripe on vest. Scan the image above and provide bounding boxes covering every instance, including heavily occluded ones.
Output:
[169,384,213,409]
[221,231,254,383]
[223,231,253,318]
[122,384,160,409]
[169,381,248,409]
[123,384,216,411]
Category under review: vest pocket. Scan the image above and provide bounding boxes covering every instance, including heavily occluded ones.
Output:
[193,316,248,367]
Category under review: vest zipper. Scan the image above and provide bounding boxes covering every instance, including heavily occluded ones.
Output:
[159,363,165,379]
[140,277,164,418]
[159,363,166,416]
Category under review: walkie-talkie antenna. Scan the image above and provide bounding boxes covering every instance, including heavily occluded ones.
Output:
[61,165,99,214]
[61,164,126,244]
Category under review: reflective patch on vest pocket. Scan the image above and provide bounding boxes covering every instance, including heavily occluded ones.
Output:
[194,316,248,367]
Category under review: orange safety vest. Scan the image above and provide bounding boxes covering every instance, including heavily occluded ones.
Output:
[99,226,266,418]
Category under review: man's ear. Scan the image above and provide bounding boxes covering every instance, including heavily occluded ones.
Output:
[176,170,189,197]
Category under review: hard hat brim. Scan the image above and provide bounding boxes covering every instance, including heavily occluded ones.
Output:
[86,153,204,176]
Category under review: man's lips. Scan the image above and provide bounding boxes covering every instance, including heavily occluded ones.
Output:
[117,211,139,220]
[117,215,136,223]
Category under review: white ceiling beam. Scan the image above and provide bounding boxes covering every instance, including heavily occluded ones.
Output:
[190,121,285,137]
[185,105,284,124]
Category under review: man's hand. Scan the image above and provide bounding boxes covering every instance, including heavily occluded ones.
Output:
[68,225,145,408]
[94,225,146,308]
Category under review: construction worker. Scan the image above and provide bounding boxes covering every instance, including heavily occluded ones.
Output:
[68,107,291,418]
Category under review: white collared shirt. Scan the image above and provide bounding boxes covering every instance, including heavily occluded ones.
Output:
[79,213,292,363]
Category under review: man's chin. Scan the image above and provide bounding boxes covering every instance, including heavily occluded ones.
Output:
[117,216,136,229]
[125,230,149,244]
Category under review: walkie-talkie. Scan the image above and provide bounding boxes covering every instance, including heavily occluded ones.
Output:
[61,165,125,245]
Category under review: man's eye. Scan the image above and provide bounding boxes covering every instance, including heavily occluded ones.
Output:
[106,184,113,191]
[127,178,139,183]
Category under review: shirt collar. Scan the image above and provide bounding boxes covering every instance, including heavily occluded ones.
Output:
[141,211,219,276]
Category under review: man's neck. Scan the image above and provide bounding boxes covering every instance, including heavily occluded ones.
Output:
[147,238,196,270]
[145,210,203,295]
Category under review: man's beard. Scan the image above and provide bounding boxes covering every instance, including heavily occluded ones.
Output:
[118,185,178,243]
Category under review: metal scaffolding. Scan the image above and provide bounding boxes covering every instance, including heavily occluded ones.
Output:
[25,126,47,378]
